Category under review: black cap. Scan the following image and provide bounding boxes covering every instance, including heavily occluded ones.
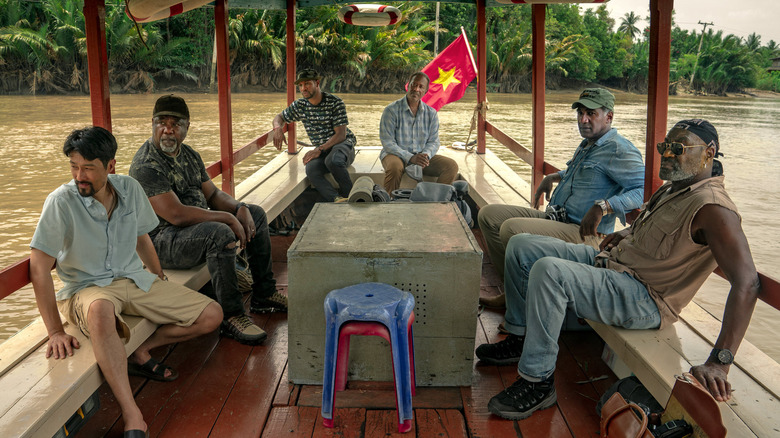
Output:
[153,94,189,119]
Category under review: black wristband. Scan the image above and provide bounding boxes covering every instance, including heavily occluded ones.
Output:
[235,202,248,214]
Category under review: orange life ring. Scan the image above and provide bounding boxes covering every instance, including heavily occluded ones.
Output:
[495,0,605,3]
[125,0,212,23]
[338,4,402,27]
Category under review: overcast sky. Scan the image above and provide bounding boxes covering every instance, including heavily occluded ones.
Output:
[581,0,780,46]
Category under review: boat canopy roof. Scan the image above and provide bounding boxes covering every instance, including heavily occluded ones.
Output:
[226,0,607,11]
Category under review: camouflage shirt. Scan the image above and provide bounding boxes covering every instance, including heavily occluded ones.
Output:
[129,138,210,236]
[280,92,356,147]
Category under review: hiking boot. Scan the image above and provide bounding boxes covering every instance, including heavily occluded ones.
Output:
[479,293,506,308]
[488,375,557,420]
[220,315,267,345]
[250,292,288,314]
[475,333,525,365]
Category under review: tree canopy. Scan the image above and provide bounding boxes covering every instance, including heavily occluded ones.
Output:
[0,0,777,94]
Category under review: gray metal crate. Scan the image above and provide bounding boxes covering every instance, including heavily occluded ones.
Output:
[287,202,482,386]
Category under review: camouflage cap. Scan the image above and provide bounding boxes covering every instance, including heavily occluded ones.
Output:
[295,68,322,85]
[571,88,615,112]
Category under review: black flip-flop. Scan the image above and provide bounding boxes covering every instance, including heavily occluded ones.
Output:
[123,429,149,438]
[128,358,179,382]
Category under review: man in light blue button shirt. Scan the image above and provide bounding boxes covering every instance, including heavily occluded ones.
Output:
[29,127,222,437]
[379,72,459,194]
[477,88,644,308]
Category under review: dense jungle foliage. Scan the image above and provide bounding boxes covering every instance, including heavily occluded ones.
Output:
[1,0,778,95]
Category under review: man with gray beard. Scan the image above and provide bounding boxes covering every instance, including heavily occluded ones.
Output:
[130,95,287,346]
[476,119,759,421]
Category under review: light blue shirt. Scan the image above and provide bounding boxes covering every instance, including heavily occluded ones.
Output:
[30,174,159,301]
[379,96,440,163]
[549,128,645,234]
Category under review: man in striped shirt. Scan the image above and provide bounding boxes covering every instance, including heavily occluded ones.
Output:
[379,72,458,194]
[272,69,356,201]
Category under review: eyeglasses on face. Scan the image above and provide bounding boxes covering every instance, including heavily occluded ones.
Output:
[656,141,705,155]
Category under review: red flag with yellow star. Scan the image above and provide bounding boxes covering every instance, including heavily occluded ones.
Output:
[420,30,477,111]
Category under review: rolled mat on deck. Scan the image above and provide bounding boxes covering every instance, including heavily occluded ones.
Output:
[347,176,375,202]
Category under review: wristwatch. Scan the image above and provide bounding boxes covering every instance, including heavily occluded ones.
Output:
[709,348,734,365]
[235,202,248,214]
[595,199,609,215]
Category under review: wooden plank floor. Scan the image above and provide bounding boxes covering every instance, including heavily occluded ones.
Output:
[81,230,617,438]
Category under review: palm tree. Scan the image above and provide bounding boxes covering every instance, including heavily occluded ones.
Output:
[618,12,640,41]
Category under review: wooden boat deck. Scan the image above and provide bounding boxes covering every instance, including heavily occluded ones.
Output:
[77,230,618,438]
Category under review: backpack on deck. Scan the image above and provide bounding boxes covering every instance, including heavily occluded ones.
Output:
[409,181,473,227]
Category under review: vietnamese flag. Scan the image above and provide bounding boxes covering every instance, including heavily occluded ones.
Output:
[421,30,477,111]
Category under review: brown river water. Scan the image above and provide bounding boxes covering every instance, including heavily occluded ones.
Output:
[1,91,778,362]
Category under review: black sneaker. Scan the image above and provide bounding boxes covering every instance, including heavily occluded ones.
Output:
[220,315,267,345]
[488,375,557,420]
[475,334,525,365]
[250,291,288,314]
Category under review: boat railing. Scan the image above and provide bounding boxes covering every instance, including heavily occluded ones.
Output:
[2,122,780,313]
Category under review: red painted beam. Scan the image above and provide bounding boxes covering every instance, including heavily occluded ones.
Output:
[0,258,30,301]
[645,0,673,200]
[83,0,111,131]
[531,4,546,202]
[476,0,487,154]
[286,0,297,154]
[214,0,234,196]
[205,128,281,179]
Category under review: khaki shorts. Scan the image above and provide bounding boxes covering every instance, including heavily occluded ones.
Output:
[57,278,215,341]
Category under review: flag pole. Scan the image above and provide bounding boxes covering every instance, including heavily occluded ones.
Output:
[461,27,478,76]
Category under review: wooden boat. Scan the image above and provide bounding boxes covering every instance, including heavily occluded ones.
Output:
[1,1,779,437]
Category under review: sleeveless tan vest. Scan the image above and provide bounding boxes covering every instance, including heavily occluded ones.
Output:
[597,176,738,329]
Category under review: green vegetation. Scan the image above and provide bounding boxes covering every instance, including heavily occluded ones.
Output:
[0,0,777,94]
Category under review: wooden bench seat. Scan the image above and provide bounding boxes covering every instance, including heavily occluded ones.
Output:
[588,296,780,437]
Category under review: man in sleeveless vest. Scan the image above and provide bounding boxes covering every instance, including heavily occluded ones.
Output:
[476,119,760,421]
[477,88,645,308]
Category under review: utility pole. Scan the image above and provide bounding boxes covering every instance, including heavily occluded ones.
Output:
[434,2,440,56]
[690,20,713,90]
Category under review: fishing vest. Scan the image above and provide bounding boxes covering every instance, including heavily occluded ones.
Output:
[597,176,739,329]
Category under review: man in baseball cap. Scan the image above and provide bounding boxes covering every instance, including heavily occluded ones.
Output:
[130,95,286,346]
[477,87,643,310]
[271,68,357,201]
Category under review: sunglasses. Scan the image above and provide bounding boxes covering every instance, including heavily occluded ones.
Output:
[656,141,706,155]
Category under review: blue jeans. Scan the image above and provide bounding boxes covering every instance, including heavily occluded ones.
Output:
[151,204,275,319]
[503,234,660,381]
[305,141,355,201]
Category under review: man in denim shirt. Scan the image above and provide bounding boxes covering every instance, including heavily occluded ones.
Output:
[477,88,644,308]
